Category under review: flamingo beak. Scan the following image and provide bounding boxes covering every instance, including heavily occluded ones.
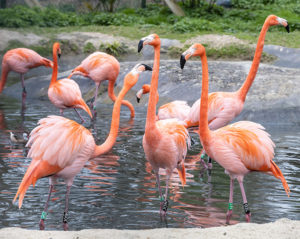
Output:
[142,64,152,71]
[136,96,141,103]
[285,24,290,33]
[138,40,144,53]
[58,53,61,58]
[180,55,186,69]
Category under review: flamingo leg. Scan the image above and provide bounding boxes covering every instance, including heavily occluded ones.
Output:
[63,185,71,231]
[39,184,54,230]
[60,109,64,116]
[74,108,85,124]
[238,179,251,222]
[20,74,27,105]
[199,149,208,169]
[161,173,170,217]
[207,156,213,169]
[226,178,234,224]
[91,83,100,117]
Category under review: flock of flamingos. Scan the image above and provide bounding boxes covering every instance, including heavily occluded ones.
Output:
[0,14,292,230]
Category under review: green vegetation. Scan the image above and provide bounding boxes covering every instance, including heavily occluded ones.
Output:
[99,42,129,57]
[0,1,299,59]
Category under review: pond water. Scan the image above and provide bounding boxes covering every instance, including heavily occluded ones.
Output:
[0,93,299,231]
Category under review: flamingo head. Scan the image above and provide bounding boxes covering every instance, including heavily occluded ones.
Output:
[136,84,151,103]
[53,42,61,58]
[267,15,289,33]
[124,63,152,89]
[138,34,161,52]
[180,43,206,69]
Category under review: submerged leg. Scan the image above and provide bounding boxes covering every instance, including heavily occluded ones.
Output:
[20,74,27,105]
[74,108,85,124]
[39,184,54,230]
[161,173,171,217]
[226,178,234,224]
[63,185,71,231]
[155,171,163,213]
[91,84,100,117]
[238,178,251,222]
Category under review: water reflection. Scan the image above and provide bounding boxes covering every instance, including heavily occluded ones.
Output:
[0,94,299,230]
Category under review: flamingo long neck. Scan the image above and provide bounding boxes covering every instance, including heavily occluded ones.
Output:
[92,86,128,157]
[237,19,270,102]
[145,45,160,133]
[0,65,9,93]
[108,80,135,118]
[50,47,58,86]
[199,51,212,147]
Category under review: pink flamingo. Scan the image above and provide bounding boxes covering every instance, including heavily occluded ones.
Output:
[182,15,289,129]
[136,84,191,121]
[48,42,92,122]
[181,15,289,167]
[0,47,53,103]
[68,52,135,118]
[138,34,191,216]
[182,43,290,224]
[13,63,152,230]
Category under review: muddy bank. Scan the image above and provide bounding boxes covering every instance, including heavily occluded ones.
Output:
[0,218,299,239]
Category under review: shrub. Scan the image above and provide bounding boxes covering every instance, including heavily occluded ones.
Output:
[84,42,96,53]
[99,42,128,57]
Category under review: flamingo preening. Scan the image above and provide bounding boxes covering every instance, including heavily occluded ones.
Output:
[181,43,290,224]
[13,63,152,230]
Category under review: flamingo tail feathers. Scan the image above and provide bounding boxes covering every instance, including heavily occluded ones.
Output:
[270,160,290,197]
[177,163,186,187]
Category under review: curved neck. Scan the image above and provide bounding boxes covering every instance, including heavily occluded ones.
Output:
[238,20,270,102]
[199,51,212,146]
[50,48,58,86]
[0,65,9,93]
[145,45,160,131]
[92,86,128,157]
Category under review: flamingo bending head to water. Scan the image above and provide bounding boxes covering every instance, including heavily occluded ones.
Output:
[138,34,191,216]
[13,63,152,230]
[181,43,290,224]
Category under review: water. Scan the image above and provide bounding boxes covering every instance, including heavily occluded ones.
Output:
[0,93,299,231]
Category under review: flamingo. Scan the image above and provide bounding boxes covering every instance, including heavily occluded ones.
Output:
[0,47,53,104]
[182,15,289,129]
[181,15,289,167]
[138,34,191,216]
[182,43,290,224]
[48,42,92,123]
[13,63,152,230]
[68,52,135,118]
[136,84,191,121]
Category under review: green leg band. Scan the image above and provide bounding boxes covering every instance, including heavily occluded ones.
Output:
[201,154,205,159]
[159,196,164,202]
[41,211,47,220]
[228,203,233,210]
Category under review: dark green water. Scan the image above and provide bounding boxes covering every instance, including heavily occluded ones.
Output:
[0,93,299,231]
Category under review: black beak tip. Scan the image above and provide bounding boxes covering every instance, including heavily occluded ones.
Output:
[138,40,144,53]
[136,97,140,103]
[180,55,186,69]
[285,24,290,33]
[142,64,152,71]
[58,53,61,58]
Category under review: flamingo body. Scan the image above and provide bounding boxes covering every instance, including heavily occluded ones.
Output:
[185,92,243,129]
[48,78,92,116]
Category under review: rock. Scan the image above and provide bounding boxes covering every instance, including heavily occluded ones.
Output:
[216,0,232,8]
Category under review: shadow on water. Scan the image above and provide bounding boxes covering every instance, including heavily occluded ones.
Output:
[0,92,299,230]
